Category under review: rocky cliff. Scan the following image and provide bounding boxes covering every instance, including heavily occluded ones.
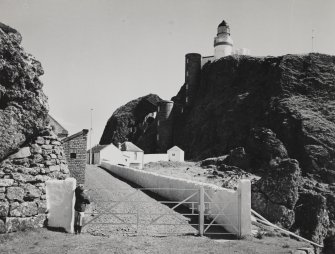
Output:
[0,22,48,161]
[101,53,335,249]
[0,22,70,233]
[99,94,162,152]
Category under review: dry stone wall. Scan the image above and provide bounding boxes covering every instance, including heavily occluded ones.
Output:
[0,127,70,233]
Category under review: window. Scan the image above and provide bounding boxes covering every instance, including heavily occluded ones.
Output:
[157,120,159,126]
[157,106,160,112]
[134,152,137,160]
[186,71,188,76]
[157,134,159,141]
[185,84,188,90]
[70,148,77,159]
[172,153,175,156]
[186,97,188,103]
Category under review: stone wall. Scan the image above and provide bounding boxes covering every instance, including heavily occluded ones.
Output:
[0,127,70,233]
[62,130,88,185]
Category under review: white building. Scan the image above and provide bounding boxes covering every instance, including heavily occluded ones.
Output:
[120,142,144,169]
[167,146,184,162]
[214,20,234,60]
[87,144,128,166]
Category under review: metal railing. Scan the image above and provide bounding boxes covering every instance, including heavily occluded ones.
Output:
[83,187,240,238]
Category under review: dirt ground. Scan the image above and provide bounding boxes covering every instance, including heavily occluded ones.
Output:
[0,227,313,254]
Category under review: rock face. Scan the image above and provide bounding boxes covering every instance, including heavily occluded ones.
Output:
[99,94,162,152]
[0,22,70,233]
[0,22,48,162]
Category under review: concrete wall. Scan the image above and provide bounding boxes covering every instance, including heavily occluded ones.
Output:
[100,162,251,236]
[46,178,76,233]
[143,154,169,164]
[122,151,143,169]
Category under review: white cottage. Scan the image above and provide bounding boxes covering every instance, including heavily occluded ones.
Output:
[120,142,144,169]
[87,144,128,166]
[167,146,184,162]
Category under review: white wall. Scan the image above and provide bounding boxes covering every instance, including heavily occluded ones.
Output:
[143,154,169,164]
[122,151,143,169]
[46,178,76,233]
[100,145,128,166]
[100,162,251,236]
[215,45,233,59]
[168,149,184,162]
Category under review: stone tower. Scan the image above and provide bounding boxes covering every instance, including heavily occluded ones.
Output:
[214,20,233,59]
[185,53,201,106]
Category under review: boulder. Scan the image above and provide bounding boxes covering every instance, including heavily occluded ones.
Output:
[0,219,5,233]
[30,144,42,154]
[247,128,288,169]
[252,159,301,228]
[23,183,42,199]
[6,187,24,202]
[0,22,48,162]
[0,201,9,217]
[293,192,329,245]
[9,147,31,159]
[9,202,38,217]
[0,179,14,187]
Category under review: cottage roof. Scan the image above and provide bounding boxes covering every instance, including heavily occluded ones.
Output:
[88,144,109,153]
[62,129,89,142]
[168,146,183,152]
[121,142,143,152]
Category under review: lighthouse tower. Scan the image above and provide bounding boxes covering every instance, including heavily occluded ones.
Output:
[214,20,233,59]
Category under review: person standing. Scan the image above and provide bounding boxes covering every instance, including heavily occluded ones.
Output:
[74,184,90,234]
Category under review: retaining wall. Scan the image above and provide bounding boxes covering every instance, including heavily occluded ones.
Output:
[100,162,251,236]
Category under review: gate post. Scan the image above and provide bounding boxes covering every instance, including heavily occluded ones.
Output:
[198,187,205,236]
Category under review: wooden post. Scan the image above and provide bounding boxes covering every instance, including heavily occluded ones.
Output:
[199,187,205,236]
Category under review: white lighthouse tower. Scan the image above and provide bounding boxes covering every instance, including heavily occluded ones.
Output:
[214,20,233,59]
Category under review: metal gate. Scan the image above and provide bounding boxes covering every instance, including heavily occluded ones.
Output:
[82,187,240,238]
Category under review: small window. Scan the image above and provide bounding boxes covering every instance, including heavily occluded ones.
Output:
[172,153,175,156]
[70,153,77,159]
[186,97,188,103]
[185,84,188,90]
[186,71,189,76]
[157,106,160,112]
[134,152,137,160]
[157,120,160,126]
[157,134,159,141]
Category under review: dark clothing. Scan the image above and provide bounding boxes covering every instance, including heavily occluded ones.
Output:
[74,187,90,212]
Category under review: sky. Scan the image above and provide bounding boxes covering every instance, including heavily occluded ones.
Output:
[0,0,335,147]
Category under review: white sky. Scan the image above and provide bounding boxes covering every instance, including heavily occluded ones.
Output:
[0,0,334,146]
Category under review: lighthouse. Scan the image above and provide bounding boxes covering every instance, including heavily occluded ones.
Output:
[214,20,233,59]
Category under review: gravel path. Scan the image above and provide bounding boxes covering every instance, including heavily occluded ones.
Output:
[83,165,198,237]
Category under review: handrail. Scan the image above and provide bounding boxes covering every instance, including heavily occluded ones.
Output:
[251,209,323,248]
